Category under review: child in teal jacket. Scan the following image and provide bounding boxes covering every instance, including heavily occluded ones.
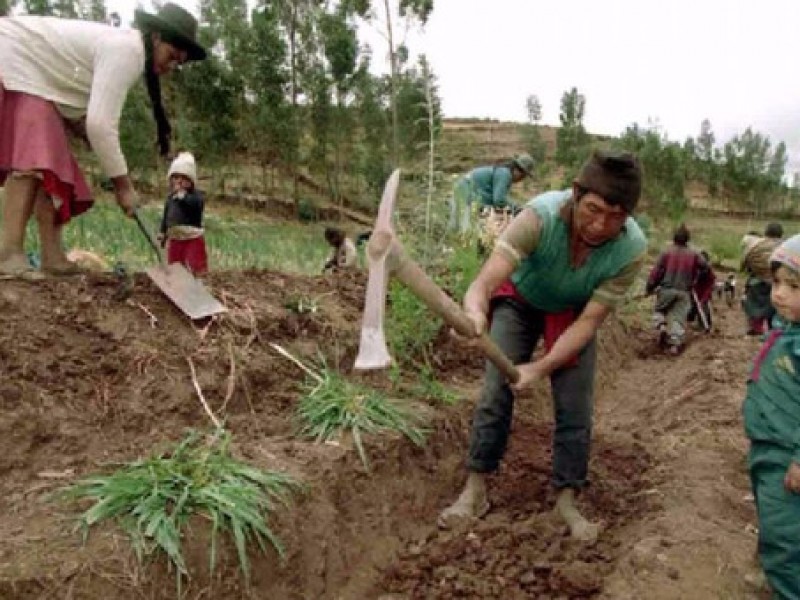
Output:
[743,233,800,598]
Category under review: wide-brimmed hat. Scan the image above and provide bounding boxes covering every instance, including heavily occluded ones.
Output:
[134,3,206,62]
[512,153,534,177]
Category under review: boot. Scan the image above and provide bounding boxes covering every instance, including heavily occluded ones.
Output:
[555,488,600,543]
[437,472,490,529]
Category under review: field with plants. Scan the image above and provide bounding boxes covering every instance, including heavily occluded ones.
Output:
[1,116,796,599]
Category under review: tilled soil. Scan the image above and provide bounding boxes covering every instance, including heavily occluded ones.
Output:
[0,272,765,599]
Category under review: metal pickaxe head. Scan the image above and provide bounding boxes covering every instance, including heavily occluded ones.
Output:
[353,170,520,383]
[353,170,401,370]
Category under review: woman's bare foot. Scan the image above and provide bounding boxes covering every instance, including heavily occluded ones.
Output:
[0,252,45,280]
[40,259,86,276]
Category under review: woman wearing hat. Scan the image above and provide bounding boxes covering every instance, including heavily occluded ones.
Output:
[439,150,646,544]
[449,153,534,239]
[0,3,206,278]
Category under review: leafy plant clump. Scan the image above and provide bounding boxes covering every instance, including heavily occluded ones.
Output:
[297,366,428,470]
[60,430,299,584]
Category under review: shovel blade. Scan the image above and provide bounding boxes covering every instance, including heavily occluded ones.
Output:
[145,263,227,320]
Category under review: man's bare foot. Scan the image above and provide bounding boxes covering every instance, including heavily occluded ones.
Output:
[438,472,490,529]
[555,488,600,543]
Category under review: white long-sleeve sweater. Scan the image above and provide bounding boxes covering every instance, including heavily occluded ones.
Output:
[0,16,145,178]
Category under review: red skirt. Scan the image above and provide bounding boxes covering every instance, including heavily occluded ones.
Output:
[0,83,93,225]
[167,236,208,275]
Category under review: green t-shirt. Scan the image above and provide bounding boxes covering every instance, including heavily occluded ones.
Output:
[497,190,646,313]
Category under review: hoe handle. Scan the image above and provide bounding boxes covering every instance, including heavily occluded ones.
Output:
[133,209,165,265]
[393,255,520,384]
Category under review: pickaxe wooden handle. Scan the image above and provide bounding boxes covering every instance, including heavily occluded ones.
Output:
[354,170,520,384]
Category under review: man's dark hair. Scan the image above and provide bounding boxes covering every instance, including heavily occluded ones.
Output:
[324,227,345,246]
[673,224,690,246]
[574,150,642,213]
[765,222,783,239]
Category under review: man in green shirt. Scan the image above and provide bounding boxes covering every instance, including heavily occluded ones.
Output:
[439,150,647,543]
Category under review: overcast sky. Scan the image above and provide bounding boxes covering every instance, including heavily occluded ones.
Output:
[110,0,800,173]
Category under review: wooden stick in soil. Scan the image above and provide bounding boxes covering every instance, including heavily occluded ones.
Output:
[269,342,323,383]
[218,342,237,415]
[186,357,223,430]
[127,299,159,328]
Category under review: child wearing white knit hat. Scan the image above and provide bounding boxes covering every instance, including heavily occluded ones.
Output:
[158,151,208,274]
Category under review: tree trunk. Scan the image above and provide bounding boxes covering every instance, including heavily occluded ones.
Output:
[424,63,435,265]
[288,2,300,217]
[383,0,399,169]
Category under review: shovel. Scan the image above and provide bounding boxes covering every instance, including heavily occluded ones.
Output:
[133,209,227,320]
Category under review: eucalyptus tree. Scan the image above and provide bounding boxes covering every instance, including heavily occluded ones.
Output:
[555,87,590,172]
[80,0,106,21]
[523,93,547,164]
[351,51,390,194]
[0,0,18,16]
[21,0,53,14]
[358,0,433,168]
[249,1,293,188]
[317,5,360,206]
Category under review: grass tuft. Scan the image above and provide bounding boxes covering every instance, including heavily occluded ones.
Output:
[296,364,428,470]
[60,430,300,584]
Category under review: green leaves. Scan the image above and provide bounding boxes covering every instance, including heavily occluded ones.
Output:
[60,431,300,585]
[296,366,428,471]
[556,87,591,170]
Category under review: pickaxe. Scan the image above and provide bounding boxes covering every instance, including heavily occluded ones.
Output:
[353,169,520,384]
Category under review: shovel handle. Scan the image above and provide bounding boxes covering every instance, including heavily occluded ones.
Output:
[393,252,520,384]
[133,209,165,264]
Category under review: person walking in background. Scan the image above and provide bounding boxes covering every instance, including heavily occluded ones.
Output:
[646,224,707,354]
[742,234,800,598]
[448,154,534,242]
[687,250,716,333]
[742,223,784,335]
[0,3,207,279]
[158,152,207,275]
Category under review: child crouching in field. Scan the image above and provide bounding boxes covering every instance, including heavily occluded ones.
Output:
[158,152,207,275]
[322,227,357,273]
[743,234,800,597]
